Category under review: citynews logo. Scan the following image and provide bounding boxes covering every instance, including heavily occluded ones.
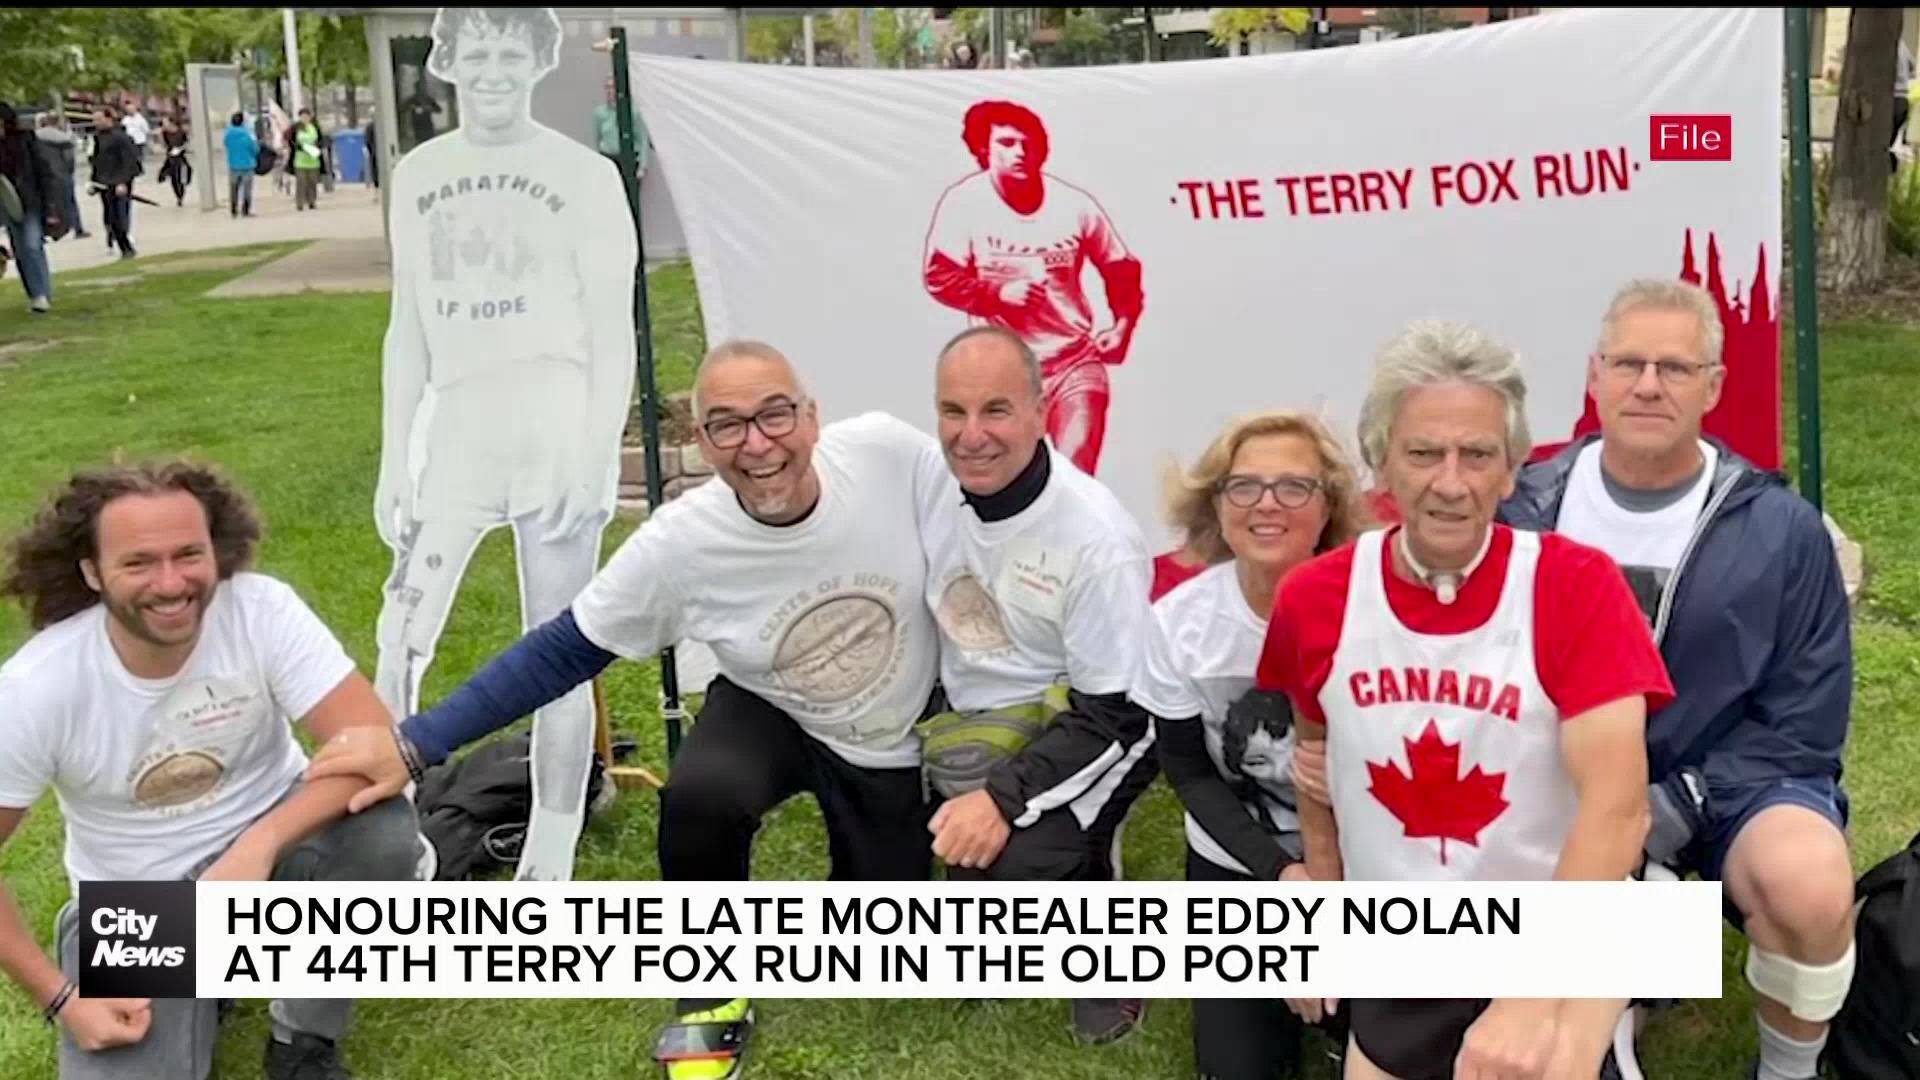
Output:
[77,881,197,998]
[1650,114,1732,162]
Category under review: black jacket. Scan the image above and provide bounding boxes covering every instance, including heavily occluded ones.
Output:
[90,127,141,188]
[0,128,54,217]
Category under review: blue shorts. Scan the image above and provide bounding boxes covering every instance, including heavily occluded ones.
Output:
[1681,774,1849,928]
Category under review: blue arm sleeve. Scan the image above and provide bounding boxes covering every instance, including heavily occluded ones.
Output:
[1705,500,1853,786]
[399,608,616,765]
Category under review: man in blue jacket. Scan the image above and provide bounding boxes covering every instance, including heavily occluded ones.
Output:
[222,111,257,217]
[1501,278,1855,1080]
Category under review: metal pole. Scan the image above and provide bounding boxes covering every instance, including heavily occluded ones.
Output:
[252,48,266,122]
[1787,8,1823,510]
[282,8,305,114]
[609,26,686,757]
[991,7,1007,68]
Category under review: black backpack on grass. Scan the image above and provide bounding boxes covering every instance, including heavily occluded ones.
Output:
[1826,829,1920,1080]
[415,732,608,880]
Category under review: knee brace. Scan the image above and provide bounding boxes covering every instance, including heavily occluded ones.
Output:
[1744,942,1856,1023]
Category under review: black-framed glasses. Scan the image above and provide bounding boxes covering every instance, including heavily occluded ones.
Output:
[1599,354,1716,385]
[702,399,804,450]
[1217,474,1325,509]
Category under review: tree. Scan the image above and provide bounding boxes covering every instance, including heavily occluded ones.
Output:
[1820,8,1903,293]
[830,8,924,68]
[745,14,810,63]
[1378,8,1462,37]
[309,14,370,122]
[0,8,278,102]
[0,9,97,102]
[1209,7,1310,50]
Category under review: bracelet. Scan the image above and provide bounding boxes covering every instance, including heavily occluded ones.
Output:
[43,979,75,1024]
[390,725,427,785]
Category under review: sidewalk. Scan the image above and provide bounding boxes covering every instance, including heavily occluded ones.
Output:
[45,177,385,276]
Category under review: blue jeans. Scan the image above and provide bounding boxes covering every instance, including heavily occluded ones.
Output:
[4,214,50,301]
[52,792,424,1079]
[63,182,84,234]
[229,170,254,215]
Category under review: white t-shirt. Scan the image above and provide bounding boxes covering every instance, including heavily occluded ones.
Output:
[387,123,633,389]
[122,113,150,147]
[573,413,944,768]
[918,447,1154,711]
[924,171,1133,372]
[1553,440,1717,624]
[1135,562,1298,876]
[0,574,356,889]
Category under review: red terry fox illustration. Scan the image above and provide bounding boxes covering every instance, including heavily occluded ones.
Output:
[923,100,1145,475]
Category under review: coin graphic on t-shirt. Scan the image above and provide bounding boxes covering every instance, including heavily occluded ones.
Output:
[127,675,266,815]
[772,595,896,703]
[936,574,1011,651]
[134,751,226,808]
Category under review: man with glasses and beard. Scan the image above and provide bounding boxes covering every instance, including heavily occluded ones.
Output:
[312,341,951,1080]
[371,7,638,882]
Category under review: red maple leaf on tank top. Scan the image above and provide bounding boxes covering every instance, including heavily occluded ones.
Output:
[1367,719,1510,865]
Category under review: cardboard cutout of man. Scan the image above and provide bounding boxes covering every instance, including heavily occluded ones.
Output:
[374,6,637,880]
[923,100,1145,476]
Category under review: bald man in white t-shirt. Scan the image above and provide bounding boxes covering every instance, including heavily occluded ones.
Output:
[313,340,952,1080]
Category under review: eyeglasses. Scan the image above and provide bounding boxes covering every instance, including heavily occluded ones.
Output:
[701,400,804,450]
[1218,475,1325,510]
[1600,354,1717,386]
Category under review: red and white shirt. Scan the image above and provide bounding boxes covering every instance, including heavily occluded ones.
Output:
[1256,525,1672,882]
[923,172,1132,374]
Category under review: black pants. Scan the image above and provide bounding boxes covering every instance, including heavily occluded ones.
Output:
[1348,998,1489,1080]
[662,675,932,1014]
[1187,848,1347,1080]
[1894,95,1912,173]
[161,155,189,203]
[98,189,133,254]
[944,749,1158,884]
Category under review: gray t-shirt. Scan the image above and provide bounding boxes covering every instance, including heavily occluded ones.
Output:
[1599,458,1706,513]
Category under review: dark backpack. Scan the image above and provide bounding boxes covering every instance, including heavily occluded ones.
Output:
[1827,829,1920,1080]
[414,732,608,881]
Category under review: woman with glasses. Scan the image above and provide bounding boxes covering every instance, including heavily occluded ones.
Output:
[1134,409,1369,1080]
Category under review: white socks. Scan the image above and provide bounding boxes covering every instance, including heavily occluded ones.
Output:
[1755,1015,1826,1080]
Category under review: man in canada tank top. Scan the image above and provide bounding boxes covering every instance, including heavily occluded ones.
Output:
[1255,321,1674,1080]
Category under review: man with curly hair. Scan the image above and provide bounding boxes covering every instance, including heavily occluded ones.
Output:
[922,99,1145,476]
[0,460,424,1080]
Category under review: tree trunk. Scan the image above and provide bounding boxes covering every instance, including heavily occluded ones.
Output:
[1819,7,1902,293]
[344,81,358,126]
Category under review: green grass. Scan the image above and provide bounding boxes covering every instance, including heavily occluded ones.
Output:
[0,248,1916,1077]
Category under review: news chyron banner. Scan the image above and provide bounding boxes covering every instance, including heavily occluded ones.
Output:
[77,881,1723,1001]
[627,8,1780,545]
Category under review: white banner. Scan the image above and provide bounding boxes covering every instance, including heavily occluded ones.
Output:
[192,881,1724,1000]
[630,8,1782,546]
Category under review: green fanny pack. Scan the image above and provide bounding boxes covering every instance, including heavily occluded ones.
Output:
[916,683,1071,799]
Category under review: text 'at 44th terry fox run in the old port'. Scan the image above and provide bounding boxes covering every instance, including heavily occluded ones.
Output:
[1173,147,1639,219]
